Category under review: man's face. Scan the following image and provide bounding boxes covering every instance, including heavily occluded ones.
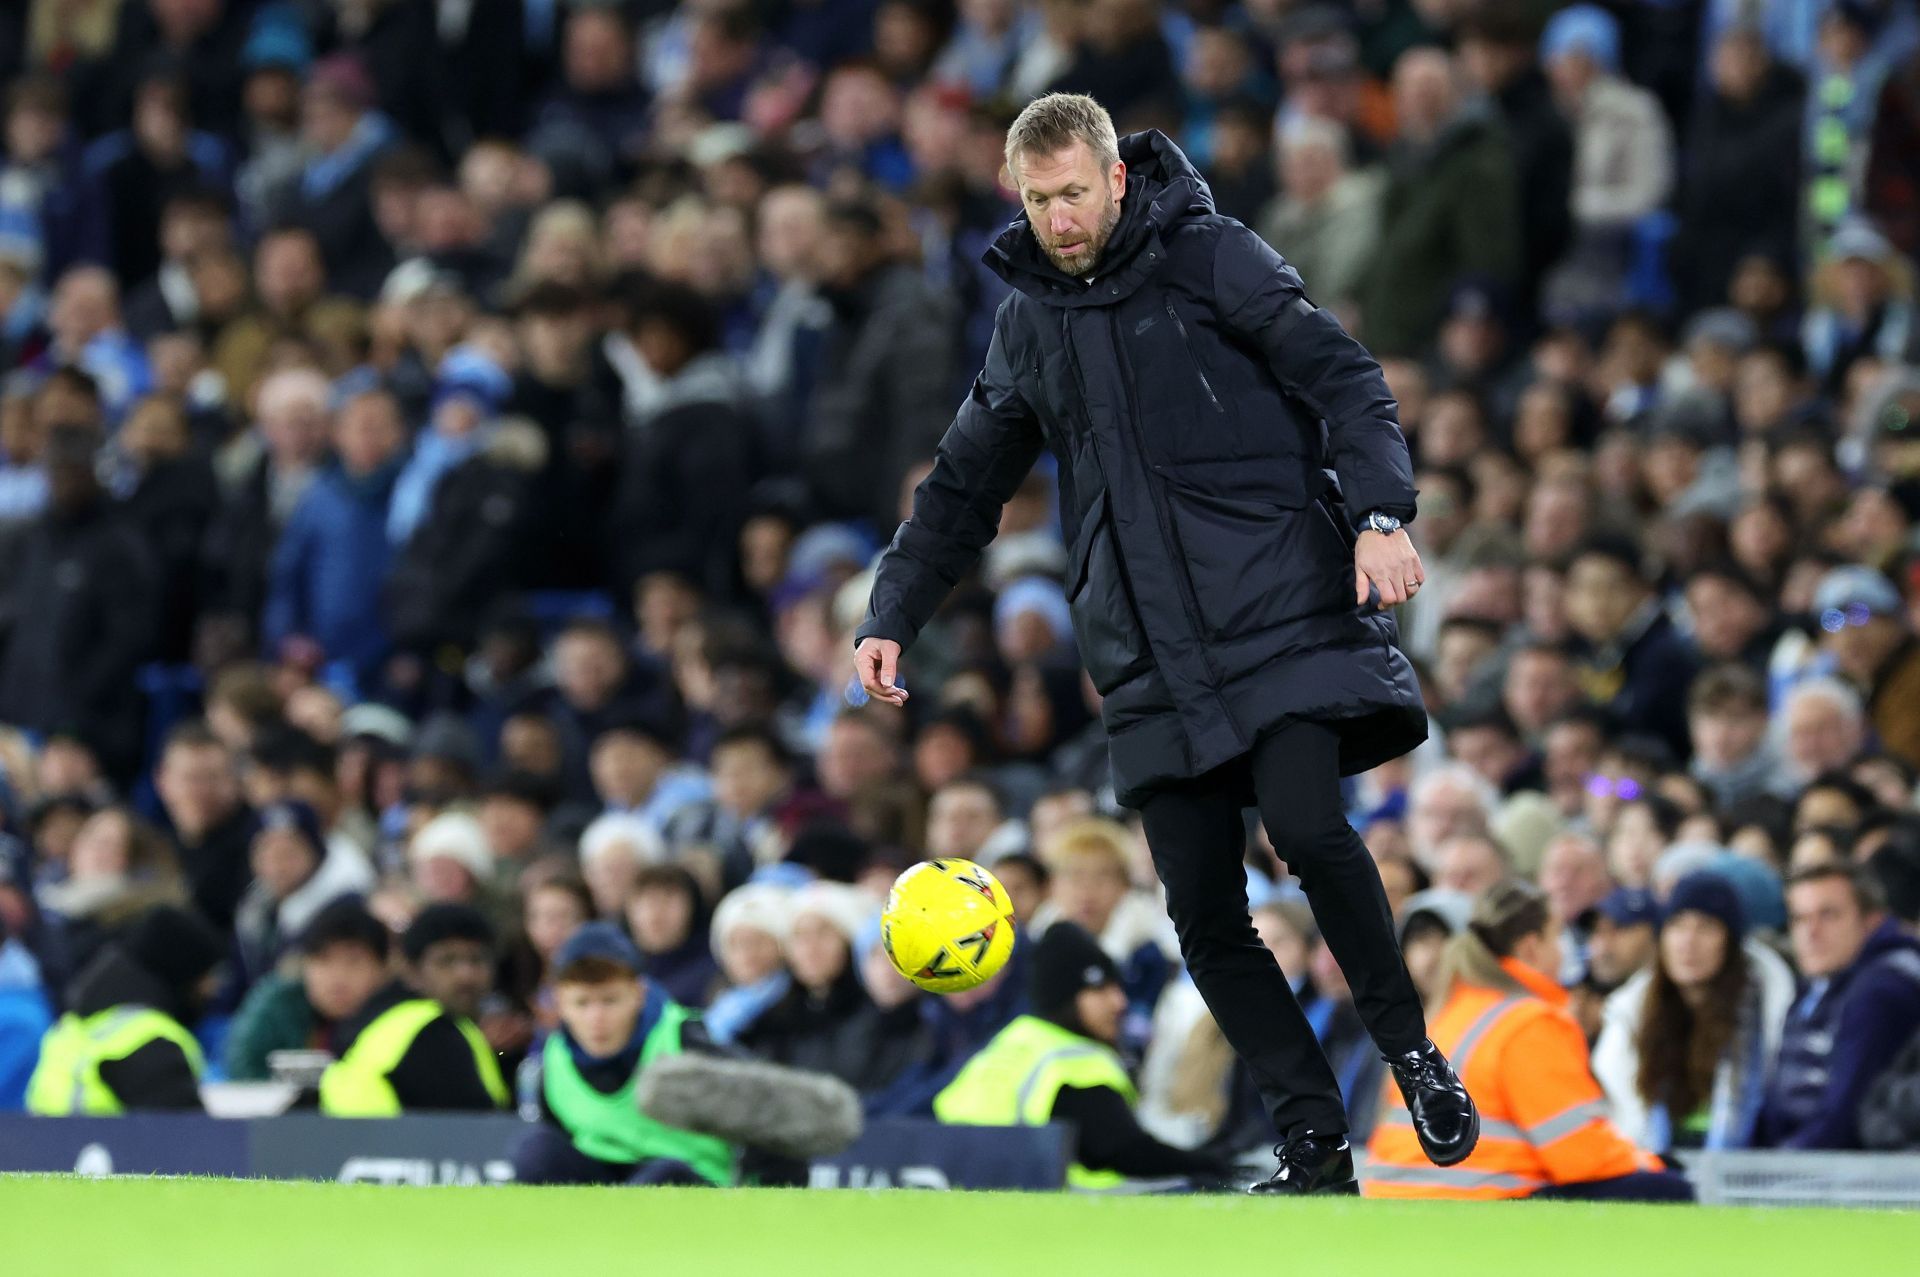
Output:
[251,828,318,899]
[1564,555,1644,643]
[627,885,693,953]
[1409,782,1486,865]
[1587,916,1655,986]
[477,797,541,860]
[556,976,644,1056]
[157,742,237,834]
[333,393,402,474]
[1074,982,1127,1044]
[303,941,387,1021]
[926,786,999,859]
[787,913,849,990]
[554,633,625,711]
[1691,706,1767,770]
[712,741,787,817]
[1686,577,1767,660]
[1540,837,1610,922]
[1505,651,1577,736]
[1544,723,1603,814]
[256,233,324,313]
[1786,697,1862,780]
[1014,141,1125,278]
[1826,614,1906,684]
[413,939,494,1019]
[1449,726,1521,790]
[1434,836,1506,896]
[590,733,665,807]
[1051,853,1128,935]
[818,719,897,799]
[1788,878,1878,979]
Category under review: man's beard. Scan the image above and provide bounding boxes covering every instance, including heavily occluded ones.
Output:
[1041,196,1121,278]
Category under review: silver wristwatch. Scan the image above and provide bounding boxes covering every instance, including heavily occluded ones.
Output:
[1364,510,1403,536]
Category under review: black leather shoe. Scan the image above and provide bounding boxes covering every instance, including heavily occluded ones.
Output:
[1247,1134,1358,1196]
[1386,1040,1479,1167]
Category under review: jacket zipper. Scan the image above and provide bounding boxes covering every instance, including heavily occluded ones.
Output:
[1102,309,1235,715]
[1165,301,1224,413]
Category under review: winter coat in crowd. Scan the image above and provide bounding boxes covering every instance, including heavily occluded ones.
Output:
[0,136,110,284]
[223,972,322,1083]
[1593,940,1796,1152]
[169,804,258,939]
[1676,60,1805,311]
[263,458,401,685]
[387,421,551,654]
[1483,63,1575,320]
[233,845,375,991]
[739,965,923,1093]
[263,114,397,301]
[860,130,1427,807]
[120,453,221,664]
[1257,168,1385,311]
[635,927,721,1011]
[1861,1020,1920,1150]
[0,493,157,783]
[801,262,959,529]
[82,125,233,291]
[1573,604,1702,763]
[1358,102,1520,356]
[1758,919,1920,1149]
[608,354,760,603]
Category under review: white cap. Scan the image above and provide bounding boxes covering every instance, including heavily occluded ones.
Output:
[786,881,875,949]
[710,883,795,960]
[579,812,667,870]
[408,811,493,882]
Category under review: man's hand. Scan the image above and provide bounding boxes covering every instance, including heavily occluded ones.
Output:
[854,637,909,705]
[1354,528,1424,610]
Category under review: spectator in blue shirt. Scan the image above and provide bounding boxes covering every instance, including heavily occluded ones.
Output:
[262,388,407,688]
[1758,862,1920,1147]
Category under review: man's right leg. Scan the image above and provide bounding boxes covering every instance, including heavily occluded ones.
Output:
[1137,764,1348,1144]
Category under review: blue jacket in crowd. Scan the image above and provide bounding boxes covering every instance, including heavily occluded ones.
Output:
[263,460,400,683]
[1758,919,1920,1149]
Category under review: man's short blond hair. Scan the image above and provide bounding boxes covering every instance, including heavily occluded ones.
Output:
[1039,816,1133,879]
[1003,92,1120,180]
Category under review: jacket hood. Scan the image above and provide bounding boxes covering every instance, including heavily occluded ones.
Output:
[1856,917,1920,972]
[67,944,181,1019]
[985,129,1214,306]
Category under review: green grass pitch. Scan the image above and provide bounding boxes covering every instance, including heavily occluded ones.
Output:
[3,1175,1914,1276]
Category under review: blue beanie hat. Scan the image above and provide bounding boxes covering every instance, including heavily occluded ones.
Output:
[994,575,1075,647]
[553,921,642,975]
[1542,4,1621,73]
[431,345,512,418]
[1663,870,1747,943]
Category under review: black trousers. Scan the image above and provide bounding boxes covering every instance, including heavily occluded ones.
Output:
[511,1124,710,1186]
[1137,719,1426,1143]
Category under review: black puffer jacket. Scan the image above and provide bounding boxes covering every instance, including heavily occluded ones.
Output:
[858,131,1425,806]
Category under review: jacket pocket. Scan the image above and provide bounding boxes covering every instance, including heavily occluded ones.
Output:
[1165,301,1225,414]
[1164,483,1351,642]
[1066,491,1153,695]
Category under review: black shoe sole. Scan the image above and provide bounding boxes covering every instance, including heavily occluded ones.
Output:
[1425,1105,1481,1169]
[1320,1179,1361,1196]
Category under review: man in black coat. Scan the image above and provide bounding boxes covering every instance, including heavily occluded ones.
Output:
[607,279,759,605]
[801,201,958,530]
[0,424,157,785]
[854,94,1476,1194]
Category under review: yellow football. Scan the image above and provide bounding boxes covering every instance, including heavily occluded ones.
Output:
[880,858,1017,994]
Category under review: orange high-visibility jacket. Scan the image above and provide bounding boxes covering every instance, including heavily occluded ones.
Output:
[1363,956,1658,1199]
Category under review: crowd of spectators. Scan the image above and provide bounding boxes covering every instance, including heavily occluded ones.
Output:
[5,0,1920,1178]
